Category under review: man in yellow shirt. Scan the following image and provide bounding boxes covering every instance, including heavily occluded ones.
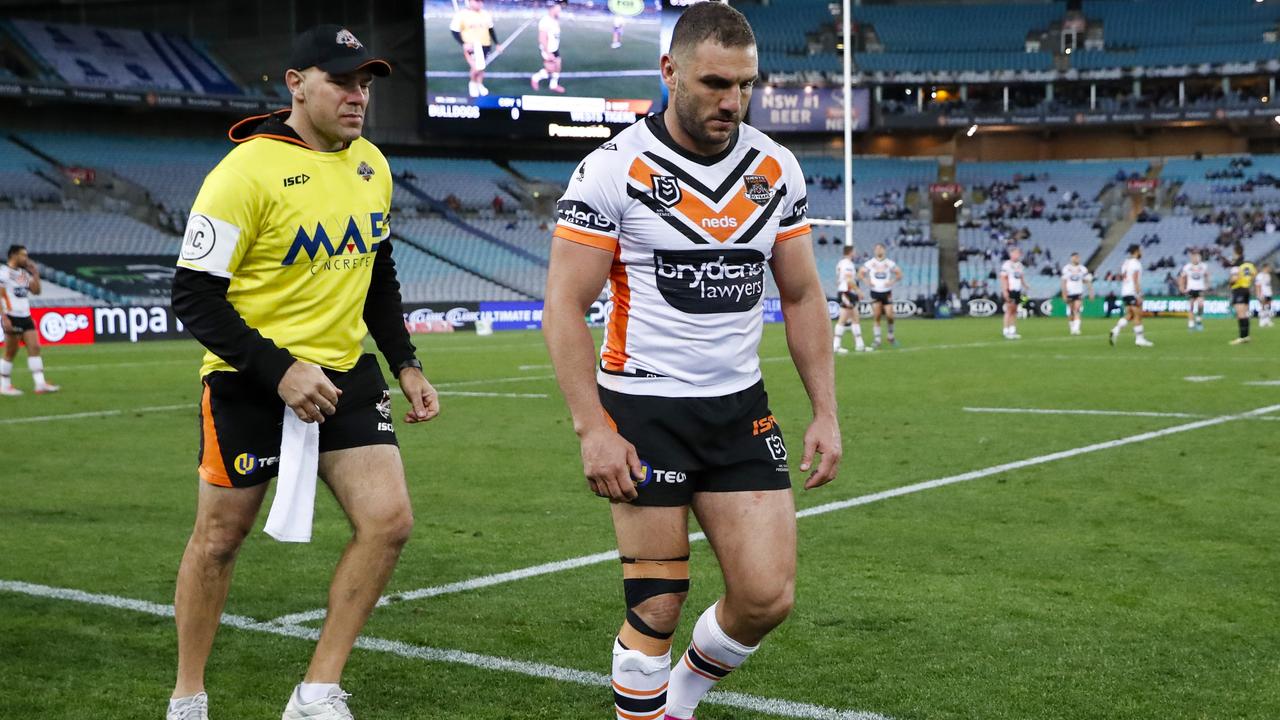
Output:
[450,0,497,97]
[1228,243,1257,346]
[166,25,439,720]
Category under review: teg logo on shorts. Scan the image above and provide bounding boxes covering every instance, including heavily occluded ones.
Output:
[653,248,766,314]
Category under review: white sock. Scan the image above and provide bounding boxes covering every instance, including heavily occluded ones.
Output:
[1134,324,1145,340]
[28,356,45,386]
[0,359,11,389]
[851,324,864,348]
[532,68,548,84]
[612,638,669,720]
[1113,317,1128,333]
[550,72,560,88]
[1003,325,1012,337]
[873,326,882,343]
[297,682,341,704]
[1010,324,1017,336]
[667,604,756,719]
[1188,316,1196,328]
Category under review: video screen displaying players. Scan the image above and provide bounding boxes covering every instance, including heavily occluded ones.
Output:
[424,0,666,139]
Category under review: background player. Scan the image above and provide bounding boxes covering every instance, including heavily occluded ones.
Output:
[450,0,496,97]
[1178,250,1209,332]
[1109,243,1153,347]
[543,5,841,720]
[833,245,866,354]
[859,242,902,348]
[611,14,625,49]
[999,246,1026,340]
[1060,251,1093,336]
[1228,244,1257,345]
[1256,262,1273,328]
[530,2,565,93]
[2,244,59,395]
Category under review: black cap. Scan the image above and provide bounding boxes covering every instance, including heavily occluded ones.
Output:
[288,25,391,77]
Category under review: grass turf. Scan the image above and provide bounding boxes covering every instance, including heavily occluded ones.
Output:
[1,317,1278,719]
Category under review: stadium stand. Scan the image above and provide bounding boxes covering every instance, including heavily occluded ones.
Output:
[0,137,60,204]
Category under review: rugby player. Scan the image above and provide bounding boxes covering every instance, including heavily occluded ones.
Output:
[1109,243,1154,347]
[859,243,902,348]
[611,14,625,49]
[833,245,866,354]
[166,26,439,720]
[999,246,1026,340]
[531,1,566,93]
[1257,262,1273,328]
[1,244,59,395]
[450,0,496,97]
[542,5,841,719]
[1177,250,1209,332]
[1228,245,1257,345]
[1059,252,1092,336]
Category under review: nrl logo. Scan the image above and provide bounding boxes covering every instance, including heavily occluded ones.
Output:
[336,29,364,49]
[357,161,375,181]
[743,175,774,206]
[651,175,681,207]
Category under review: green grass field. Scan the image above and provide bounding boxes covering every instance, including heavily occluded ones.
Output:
[425,5,662,100]
[2,317,1279,719]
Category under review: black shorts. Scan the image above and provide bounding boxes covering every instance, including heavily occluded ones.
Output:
[1007,291,1023,305]
[597,380,791,507]
[1231,288,1251,305]
[4,315,34,334]
[838,291,857,309]
[1066,293,1082,303]
[196,354,397,488]
[1186,290,1203,299]
[1122,295,1139,307]
[870,290,892,305]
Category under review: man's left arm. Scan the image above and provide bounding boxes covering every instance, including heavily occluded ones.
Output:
[363,238,439,424]
[770,236,841,489]
[26,262,40,295]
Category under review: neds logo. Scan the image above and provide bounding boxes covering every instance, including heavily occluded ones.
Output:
[556,200,618,233]
[700,217,738,229]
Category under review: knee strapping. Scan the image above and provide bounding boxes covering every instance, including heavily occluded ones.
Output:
[618,556,689,656]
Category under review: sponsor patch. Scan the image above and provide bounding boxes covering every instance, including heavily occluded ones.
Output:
[742,174,774,206]
[651,175,681,207]
[653,248,766,314]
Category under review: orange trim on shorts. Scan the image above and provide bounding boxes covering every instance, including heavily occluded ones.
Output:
[553,224,619,252]
[776,223,811,242]
[602,408,618,432]
[197,384,233,487]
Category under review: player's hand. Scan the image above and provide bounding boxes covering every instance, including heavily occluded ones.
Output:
[277,361,341,424]
[799,413,841,490]
[579,426,643,502]
[1,315,11,334]
[398,367,440,424]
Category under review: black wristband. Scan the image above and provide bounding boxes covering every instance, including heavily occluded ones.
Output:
[394,358,423,378]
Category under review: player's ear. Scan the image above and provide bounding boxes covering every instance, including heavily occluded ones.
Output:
[660,53,678,92]
[285,68,306,102]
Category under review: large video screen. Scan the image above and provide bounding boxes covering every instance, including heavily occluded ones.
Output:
[424,0,669,140]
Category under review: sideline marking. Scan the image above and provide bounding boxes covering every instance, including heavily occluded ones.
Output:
[0,404,190,425]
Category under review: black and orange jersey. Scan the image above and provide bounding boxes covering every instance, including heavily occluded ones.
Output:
[553,113,811,397]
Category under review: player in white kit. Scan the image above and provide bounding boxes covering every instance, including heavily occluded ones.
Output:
[1,245,59,395]
[832,245,865,354]
[1177,250,1209,332]
[859,243,902,348]
[1109,243,1153,347]
[1060,251,1093,336]
[531,2,566,93]
[1257,262,1274,328]
[999,246,1026,340]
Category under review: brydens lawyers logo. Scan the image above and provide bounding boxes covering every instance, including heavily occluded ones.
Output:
[357,161,375,181]
[336,29,364,49]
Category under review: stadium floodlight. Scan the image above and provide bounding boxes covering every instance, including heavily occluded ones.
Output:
[967,124,978,137]
[954,199,963,208]
[1273,115,1280,124]
[841,0,853,248]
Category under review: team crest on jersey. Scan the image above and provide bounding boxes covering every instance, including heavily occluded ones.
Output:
[742,175,774,206]
[357,161,375,181]
[336,29,363,49]
[651,175,682,207]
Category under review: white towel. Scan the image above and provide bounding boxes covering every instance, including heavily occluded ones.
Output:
[264,409,320,543]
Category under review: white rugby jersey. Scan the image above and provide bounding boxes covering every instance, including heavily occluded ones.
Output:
[1181,262,1208,292]
[863,258,897,292]
[1121,257,1143,297]
[553,114,810,397]
[539,15,561,54]
[1000,259,1025,293]
[1061,263,1091,296]
[1,264,33,318]
[836,257,857,293]
[1257,271,1273,296]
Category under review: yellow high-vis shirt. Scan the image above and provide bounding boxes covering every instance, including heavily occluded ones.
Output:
[178,116,392,378]
[450,8,495,47]
[1231,262,1257,290]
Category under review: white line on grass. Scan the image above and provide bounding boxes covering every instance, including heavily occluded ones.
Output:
[437,391,548,399]
[0,404,191,425]
[434,374,555,388]
[0,579,886,720]
[273,402,1280,626]
[1184,376,1224,383]
[963,406,1280,422]
[1244,380,1280,386]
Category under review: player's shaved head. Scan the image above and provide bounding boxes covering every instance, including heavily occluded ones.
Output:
[843,245,854,256]
[7,244,24,259]
[668,1,755,61]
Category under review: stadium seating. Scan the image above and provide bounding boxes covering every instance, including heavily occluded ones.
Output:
[0,138,60,203]
[797,156,936,221]
[0,208,179,255]
[390,157,519,212]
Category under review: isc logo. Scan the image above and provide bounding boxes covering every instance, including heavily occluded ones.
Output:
[752,414,779,436]
[283,174,310,187]
[700,216,738,229]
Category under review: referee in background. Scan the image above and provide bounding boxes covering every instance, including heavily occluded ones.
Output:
[167,26,438,720]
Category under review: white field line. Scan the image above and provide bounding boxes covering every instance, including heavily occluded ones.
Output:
[437,391,547,399]
[271,402,1280,626]
[1184,376,1224,383]
[484,17,535,65]
[1245,380,1280,386]
[762,335,1083,364]
[434,374,555,388]
[0,579,887,720]
[519,363,552,371]
[0,404,191,425]
[963,406,1280,422]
